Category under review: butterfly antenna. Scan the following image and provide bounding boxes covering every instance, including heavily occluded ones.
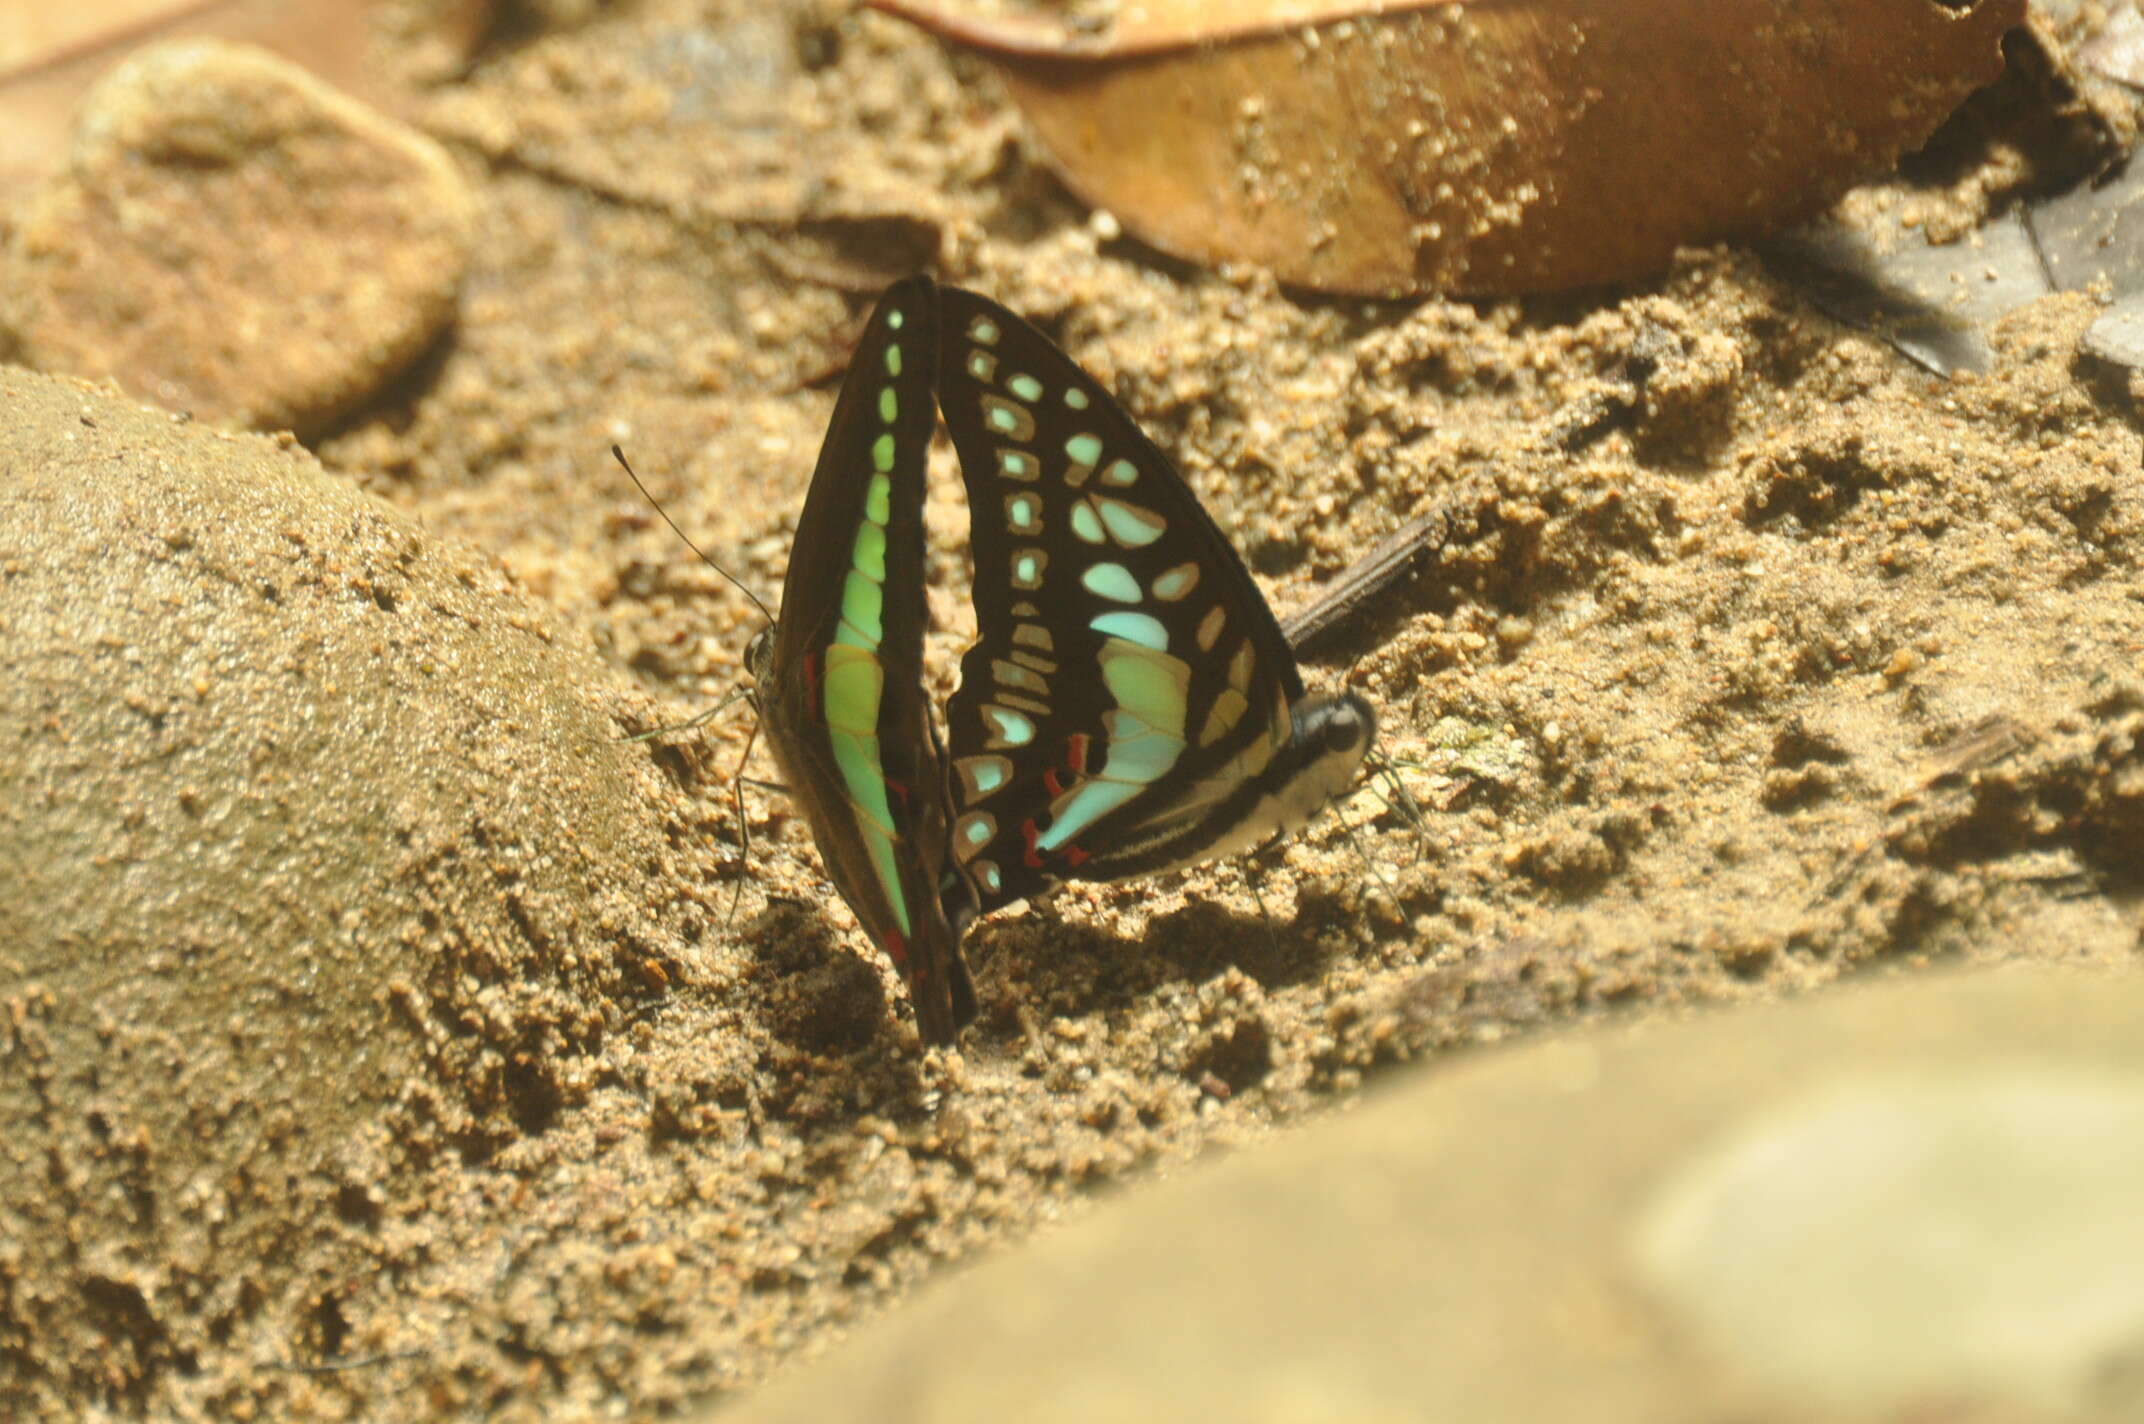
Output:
[611,445,775,625]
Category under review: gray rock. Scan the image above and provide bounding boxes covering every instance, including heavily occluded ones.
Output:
[0,39,474,435]
[722,966,2144,1424]
[0,367,678,1403]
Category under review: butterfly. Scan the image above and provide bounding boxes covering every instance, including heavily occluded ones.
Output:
[745,276,976,1045]
[750,276,1376,1046]
[929,286,1378,930]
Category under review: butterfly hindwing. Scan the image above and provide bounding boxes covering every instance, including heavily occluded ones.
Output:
[933,288,1312,916]
[754,277,976,1043]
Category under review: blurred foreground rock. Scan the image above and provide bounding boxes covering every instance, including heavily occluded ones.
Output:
[724,964,2144,1424]
[0,368,673,1407]
[0,39,474,435]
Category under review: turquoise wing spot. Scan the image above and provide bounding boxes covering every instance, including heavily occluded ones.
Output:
[1070,502,1106,545]
[984,396,1035,440]
[1008,373,1044,402]
[1065,432,1103,467]
[1081,562,1142,602]
[968,350,997,381]
[955,753,1012,798]
[1151,562,1199,600]
[984,705,1037,747]
[969,317,1000,345]
[1065,388,1091,410]
[822,645,909,935]
[999,449,1038,481]
[1097,498,1165,547]
[1090,610,1169,652]
[1038,637,1190,850]
[1100,458,1139,487]
[959,813,996,847]
[1007,493,1041,533]
[1013,551,1046,589]
[836,569,885,646]
[1098,640,1190,736]
[851,519,887,581]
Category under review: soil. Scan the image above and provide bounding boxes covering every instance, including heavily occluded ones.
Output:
[7,1,2143,1419]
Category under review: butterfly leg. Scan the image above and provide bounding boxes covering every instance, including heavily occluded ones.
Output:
[619,682,754,744]
[725,715,763,930]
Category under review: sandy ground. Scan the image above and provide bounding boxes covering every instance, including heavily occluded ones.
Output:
[4,1,2141,1418]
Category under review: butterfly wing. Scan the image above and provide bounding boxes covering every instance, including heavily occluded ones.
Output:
[934,287,1309,916]
[755,276,975,1043]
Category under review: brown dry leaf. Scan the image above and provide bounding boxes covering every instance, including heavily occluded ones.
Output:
[868,0,2025,296]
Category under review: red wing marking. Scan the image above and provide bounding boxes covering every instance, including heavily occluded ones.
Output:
[880,927,911,969]
[1063,843,1091,868]
[1022,818,1044,869]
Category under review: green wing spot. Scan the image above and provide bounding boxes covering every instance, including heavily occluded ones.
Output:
[1098,498,1165,547]
[968,350,997,382]
[872,433,895,472]
[1070,501,1106,545]
[1008,373,1044,402]
[985,705,1037,747]
[1007,494,1040,533]
[866,472,892,525]
[1038,639,1191,850]
[879,387,898,423]
[1101,458,1140,487]
[1151,562,1200,600]
[1082,561,1142,603]
[1099,640,1191,739]
[1014,551,1046,588]
[958,754,1011,795]
[851,519,887,581]
[888,308,905,330]
[1065,432,1103,467]
[984,397,1034,439]
[1065,388,1091,410]
[1000,450,1037,480]
[1090,609,1169,652]
[837,568,885,646]
[970,317,1000,345]
[884,343,902,377]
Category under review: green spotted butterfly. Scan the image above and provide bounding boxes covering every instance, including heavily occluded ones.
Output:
[930,286,1376,928]
[746,277,975,1044]
[752,276,1374,1045]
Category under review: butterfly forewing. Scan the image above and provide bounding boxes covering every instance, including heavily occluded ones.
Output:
[755,277,975,1043]
[934,288,1309,916]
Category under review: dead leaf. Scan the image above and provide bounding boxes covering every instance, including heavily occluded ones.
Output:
[868,0,2024,296]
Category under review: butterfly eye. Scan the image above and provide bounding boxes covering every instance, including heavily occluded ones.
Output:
[745,626,775,681]
[1312,694,1375,755]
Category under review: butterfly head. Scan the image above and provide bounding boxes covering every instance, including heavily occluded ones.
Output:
[744,625,776,689]
[1287,690,1378,810]
[1252,686,1372,844]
